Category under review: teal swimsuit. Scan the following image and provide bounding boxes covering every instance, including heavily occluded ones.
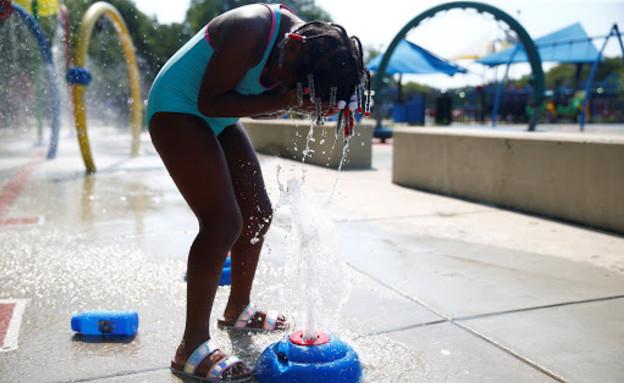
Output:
[146,4,287,136]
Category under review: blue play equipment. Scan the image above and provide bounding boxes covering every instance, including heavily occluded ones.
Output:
[580,24,624,130]
[71,310,139,336]
[392,96,426,125]
[184,255,231,285]
[372,2,545,132]
[2,2,61,159]
[478,23,600,66]
[478,22,605,128]
[368,39,466,77]
[368,38,465,139]
[66,66,93,86]
[219,255,231,286]
[255,331,362,383]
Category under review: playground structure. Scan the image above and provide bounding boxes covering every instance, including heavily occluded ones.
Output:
[68,1,142,173]
[0,0,141,173]
[1,0,61,159]
[371,2,623,131]
[371,1,545,132]
[579,23,624,130]
[1,0,622,173]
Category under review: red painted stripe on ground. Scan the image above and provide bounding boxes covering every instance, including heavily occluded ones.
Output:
[0,300,27,352]
[0,150,45,220]
[0,217,41,226]
[0,303,16,349]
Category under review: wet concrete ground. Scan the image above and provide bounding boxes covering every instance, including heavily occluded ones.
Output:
[0,124,623,383]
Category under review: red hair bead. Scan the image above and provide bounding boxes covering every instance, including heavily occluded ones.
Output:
[287,33,304,42]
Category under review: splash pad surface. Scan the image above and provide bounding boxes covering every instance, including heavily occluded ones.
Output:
[0,125,623,382]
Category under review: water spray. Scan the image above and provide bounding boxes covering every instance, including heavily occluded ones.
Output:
[255,179,362,383]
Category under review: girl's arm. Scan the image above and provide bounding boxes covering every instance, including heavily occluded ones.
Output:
[197,7,309,118]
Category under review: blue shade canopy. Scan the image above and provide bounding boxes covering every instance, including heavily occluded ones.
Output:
[367,39,467,76]
[477,23,600,66]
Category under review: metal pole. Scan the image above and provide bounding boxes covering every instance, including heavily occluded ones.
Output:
[492,45,520,127]
[33,0,45,144]
[579,24,622,130]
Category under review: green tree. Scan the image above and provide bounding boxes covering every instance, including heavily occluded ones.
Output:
[185,0,331,32]
[185,0,221,33]
[364,44,383,67]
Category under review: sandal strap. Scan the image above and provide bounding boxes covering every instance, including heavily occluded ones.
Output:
[263,310,279,331]
[184,340,218,375]
[207,355,244,381]
[233,303,256,329]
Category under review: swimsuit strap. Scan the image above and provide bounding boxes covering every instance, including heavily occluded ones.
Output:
[250,3,283,91]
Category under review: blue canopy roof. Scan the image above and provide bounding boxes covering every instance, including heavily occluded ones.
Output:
[477,23,600,66]
[367,39,467,76]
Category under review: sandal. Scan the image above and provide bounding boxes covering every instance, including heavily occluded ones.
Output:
[217,303,289,332]
[170,340,253,382]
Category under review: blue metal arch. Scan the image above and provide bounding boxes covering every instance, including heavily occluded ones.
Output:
[5,2,61,158]
[372,1,545,131]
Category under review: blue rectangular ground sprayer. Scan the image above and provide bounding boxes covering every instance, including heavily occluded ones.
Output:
[71,310,139,336]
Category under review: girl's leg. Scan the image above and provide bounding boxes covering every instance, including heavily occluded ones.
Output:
[149,113,251,377]
[218,122,287,327]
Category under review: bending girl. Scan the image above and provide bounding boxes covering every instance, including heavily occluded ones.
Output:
[147,3,369,381]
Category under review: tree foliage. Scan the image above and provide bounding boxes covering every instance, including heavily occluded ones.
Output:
[57,0,332,80]
[185,0,332,33]
[0,0,340,125]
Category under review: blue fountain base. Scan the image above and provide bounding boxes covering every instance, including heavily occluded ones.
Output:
[219,256,231,285]
[219,267,231,286]
[255,332,362,383]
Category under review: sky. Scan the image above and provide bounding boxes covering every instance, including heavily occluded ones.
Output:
[134,0,624,88]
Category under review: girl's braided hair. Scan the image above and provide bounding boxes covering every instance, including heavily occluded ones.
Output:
[286,21,371,134]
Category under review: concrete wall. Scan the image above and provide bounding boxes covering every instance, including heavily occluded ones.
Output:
[241,118,373,169]
[392,127,624,234]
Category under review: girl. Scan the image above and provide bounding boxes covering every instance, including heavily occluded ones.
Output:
[147,3,369,381]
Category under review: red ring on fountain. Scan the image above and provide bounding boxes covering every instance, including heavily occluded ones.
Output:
[289,330,331,346]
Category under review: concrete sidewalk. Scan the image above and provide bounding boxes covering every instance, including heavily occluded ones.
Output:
[0,126,623,383]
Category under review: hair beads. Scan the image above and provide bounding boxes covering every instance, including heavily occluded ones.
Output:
[286,21,373,141]
[364,71,372,117]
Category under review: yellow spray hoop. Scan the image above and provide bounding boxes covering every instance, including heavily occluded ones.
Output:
[71,1,142,173]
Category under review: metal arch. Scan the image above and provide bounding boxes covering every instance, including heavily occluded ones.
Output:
[71,1,143,173]
[372,1,545,131]
[6,2,62,158]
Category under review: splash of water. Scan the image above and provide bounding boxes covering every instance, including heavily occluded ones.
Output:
[273,118,355,339]
[51,18,74,134]
[328,138,350,204]
[276,175,352,340]
[299,122,315,183]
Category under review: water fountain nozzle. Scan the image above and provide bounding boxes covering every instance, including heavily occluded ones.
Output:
[255,331,362,383]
